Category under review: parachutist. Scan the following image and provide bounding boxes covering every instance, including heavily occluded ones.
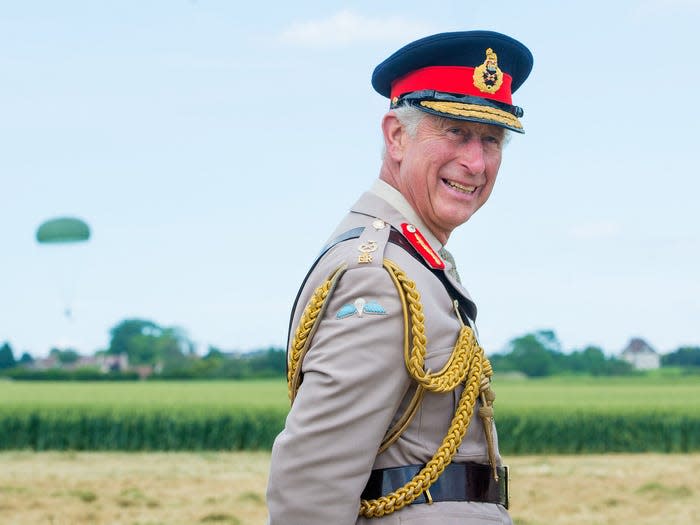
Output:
[36,216,91,321]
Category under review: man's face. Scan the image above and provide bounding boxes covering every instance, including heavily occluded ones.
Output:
[396,115,505,243]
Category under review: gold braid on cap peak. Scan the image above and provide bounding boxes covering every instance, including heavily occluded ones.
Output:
[287,258,497,518]
[420,100,522,129]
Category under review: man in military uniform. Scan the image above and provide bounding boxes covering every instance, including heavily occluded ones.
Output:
[267,30,533,524]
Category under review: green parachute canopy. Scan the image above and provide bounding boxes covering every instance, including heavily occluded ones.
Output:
[36,217,91,244]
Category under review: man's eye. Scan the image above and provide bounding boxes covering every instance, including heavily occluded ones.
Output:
[448,128,472,141]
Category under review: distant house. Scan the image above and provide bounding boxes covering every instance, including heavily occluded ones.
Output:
[75,353,129,373]
[29,355,59,370]
[26,353,129,373]
[621,338,660,370]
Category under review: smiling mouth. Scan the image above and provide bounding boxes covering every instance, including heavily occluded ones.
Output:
[443,179,476,194]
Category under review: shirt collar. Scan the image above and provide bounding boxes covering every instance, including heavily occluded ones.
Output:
[370,179,443,252]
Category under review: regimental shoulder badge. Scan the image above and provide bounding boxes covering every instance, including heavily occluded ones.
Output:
[401,223,445,270]
[473,48,504,94]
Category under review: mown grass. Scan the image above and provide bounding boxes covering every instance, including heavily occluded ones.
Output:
[1,451,697,525]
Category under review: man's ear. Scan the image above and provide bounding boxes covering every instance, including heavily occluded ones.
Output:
[381,113,407,162]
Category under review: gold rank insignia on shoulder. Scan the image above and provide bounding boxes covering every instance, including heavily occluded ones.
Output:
[358,240,377,264]
[473,48,504,94]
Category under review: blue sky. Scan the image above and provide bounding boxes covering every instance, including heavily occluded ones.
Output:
[2,1,698,358]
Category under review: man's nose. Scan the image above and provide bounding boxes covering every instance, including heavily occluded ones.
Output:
[458,139,486,175]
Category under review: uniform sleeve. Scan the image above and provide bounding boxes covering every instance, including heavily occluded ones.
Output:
[267,264,410,525]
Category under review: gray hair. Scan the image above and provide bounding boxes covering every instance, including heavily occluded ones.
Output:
[380,105,426,160]
[392,104,427,138]
[381,104,511,159]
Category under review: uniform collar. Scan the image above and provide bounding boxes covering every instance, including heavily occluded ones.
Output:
[369,179,444,252]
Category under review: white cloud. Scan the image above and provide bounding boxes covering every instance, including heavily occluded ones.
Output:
[279,10,433,46]
[568,220,623,240]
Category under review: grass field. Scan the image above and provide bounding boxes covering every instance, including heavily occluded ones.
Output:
[3,375,699,453]
[493,374,700,414]
[1,377,699,522]
[0,379,287,411]
[0,451,698,524]
[2,374,699,414]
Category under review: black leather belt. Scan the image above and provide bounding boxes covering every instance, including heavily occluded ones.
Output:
[362,462,508,508]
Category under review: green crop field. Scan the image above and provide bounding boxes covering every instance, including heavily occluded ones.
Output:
[0,379,288,411]
[1,375,699,453]
[3,375,698,413]
[0,379,290,451]
[494,374,700,415]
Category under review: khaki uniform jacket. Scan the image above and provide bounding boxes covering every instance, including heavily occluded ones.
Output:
[267,191,512,525]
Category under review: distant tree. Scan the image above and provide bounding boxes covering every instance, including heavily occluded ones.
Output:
[107,318,193,366]
[49,347,80,364]
[603,356,634,375]
[247,347,286,377]
[566,346,633,375]
[662,346,700,367]
[492,332,634,377]
[0,342,16,369]
[19,352,34,365]
[108,319,160,363]
[156,346,287,380]
[534,330,562,353]
[204,346,224,360]
[569,346,607,375]
[506,330,561,377]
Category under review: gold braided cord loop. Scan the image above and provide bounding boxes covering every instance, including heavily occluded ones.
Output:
[286,258,496,519]
[360,351,485,518]
[377,258,426,453]
[385,259,485,393]
[410,324,478,392]
[419,100,523,130]
[287,265,346,404]
[359,260,493,519]
[286,261,419,454]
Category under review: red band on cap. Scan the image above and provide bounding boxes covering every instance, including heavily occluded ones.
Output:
[390,66,513,105]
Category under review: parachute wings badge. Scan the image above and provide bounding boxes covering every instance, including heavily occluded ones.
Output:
[336,298,387,319]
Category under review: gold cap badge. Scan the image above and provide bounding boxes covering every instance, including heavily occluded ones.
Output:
[473,48,504,94]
